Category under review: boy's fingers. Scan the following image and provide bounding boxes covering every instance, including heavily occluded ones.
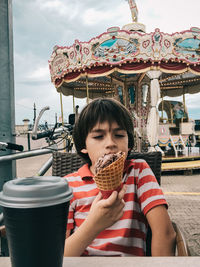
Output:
[103,191,118,206]
[93,192,102,204]
[118,184,127,200]
[103,184,127,207]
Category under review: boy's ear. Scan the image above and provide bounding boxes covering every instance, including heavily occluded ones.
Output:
[81,148,88,154]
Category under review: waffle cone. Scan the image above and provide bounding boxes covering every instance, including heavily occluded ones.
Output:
[94,152,126,191]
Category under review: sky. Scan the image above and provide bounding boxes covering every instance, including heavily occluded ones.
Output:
[12,0,200,125]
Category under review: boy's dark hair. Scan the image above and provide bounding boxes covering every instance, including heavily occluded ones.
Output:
[73,98,134,164]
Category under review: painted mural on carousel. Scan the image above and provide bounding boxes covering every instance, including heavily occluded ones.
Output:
[173,28,200,62]
[92,36,139,62]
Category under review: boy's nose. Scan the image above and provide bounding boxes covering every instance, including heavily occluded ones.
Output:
[105,135,117,148]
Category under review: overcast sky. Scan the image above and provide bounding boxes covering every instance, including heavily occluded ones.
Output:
[12,0,200,125]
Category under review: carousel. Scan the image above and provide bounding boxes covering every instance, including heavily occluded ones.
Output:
[48,0,200,172]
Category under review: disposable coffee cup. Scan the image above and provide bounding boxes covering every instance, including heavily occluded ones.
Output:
[0,176,73,267]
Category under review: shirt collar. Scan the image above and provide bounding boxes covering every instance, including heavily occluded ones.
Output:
[78,164,94,180]
[123,159,134,174]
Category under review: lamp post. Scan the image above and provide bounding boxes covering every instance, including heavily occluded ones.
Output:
[33,103,36,125]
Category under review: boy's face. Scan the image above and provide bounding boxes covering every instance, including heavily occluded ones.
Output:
[81,120,129,174]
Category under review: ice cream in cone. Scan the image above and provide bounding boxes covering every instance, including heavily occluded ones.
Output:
[94,151,126,198]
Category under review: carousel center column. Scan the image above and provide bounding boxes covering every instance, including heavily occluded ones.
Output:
[146,70,164,153]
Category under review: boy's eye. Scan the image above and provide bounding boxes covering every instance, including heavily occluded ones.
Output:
[93,135,103,139]
[115,134,125,138]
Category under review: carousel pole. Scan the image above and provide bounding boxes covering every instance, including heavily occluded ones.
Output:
[170,103,173,124]
[110,76,114,97]
[59,92,66,151]
[86,75,89,104]
[127,0,138,22]
[161,94,164,122]
[123,77,127,107]
[183,89,186,122]
[59,92,64,126]
[73,94,75,113]
[137,77,142,152]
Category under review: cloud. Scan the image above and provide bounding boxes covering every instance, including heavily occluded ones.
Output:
[82,8,110,26]
[137,0,200,33]
[28,65,50,80]
[36,0,79,19]
[81,2,127,26]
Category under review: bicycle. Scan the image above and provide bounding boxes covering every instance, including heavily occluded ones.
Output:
[0,106,74,256]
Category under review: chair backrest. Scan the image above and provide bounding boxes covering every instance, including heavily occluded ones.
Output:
[52,151,162,256]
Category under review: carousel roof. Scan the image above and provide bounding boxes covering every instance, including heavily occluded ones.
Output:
[160,72,200,97]
[49,4,200,99]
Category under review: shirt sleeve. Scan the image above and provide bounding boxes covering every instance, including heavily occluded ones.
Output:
[134,159,168,216]
[64,177,76,231]
[67,198,75,231]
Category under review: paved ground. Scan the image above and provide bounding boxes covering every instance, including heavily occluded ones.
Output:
[16,135,53,177]
[161,172,200,256]
[15,136,200,256]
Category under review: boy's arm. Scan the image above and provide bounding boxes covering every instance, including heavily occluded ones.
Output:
[146,205,176,256]
[64,186,126,256]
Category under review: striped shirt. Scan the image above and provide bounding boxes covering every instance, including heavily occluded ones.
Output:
[65,159,167,256]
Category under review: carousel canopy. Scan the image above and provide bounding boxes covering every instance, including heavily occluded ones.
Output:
[160,72,200,97]
[49,26,200,98]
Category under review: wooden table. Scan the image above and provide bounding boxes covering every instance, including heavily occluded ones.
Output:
[0,257,199,267]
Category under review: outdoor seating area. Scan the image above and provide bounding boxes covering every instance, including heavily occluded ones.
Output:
[0,151,190,258]
[0,0,199,264]
[52,151,190,257]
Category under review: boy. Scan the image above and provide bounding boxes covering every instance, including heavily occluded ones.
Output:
[64,98,176,256]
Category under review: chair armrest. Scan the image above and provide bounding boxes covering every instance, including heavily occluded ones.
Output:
[172,221,190,256]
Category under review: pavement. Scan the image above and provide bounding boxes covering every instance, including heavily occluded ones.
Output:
[161,172,200,256]
[15,136,200,256]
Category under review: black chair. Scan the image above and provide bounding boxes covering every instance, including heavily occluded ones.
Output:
[52,151,162,256]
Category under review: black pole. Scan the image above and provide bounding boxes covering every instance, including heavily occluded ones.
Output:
[55,112,57,124]
[27,132,31,151]
[33,103,36,125]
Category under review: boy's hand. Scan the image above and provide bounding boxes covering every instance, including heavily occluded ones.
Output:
[64,185,126,256]
[86,184,126,233]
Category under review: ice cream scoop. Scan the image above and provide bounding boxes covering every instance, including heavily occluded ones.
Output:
[94,151,126,198]
[94,152,124,174]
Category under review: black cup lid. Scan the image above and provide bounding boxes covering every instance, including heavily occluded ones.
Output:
[0,176,73,208]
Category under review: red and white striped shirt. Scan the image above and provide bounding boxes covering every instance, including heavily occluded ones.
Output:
[65,159,167,256]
